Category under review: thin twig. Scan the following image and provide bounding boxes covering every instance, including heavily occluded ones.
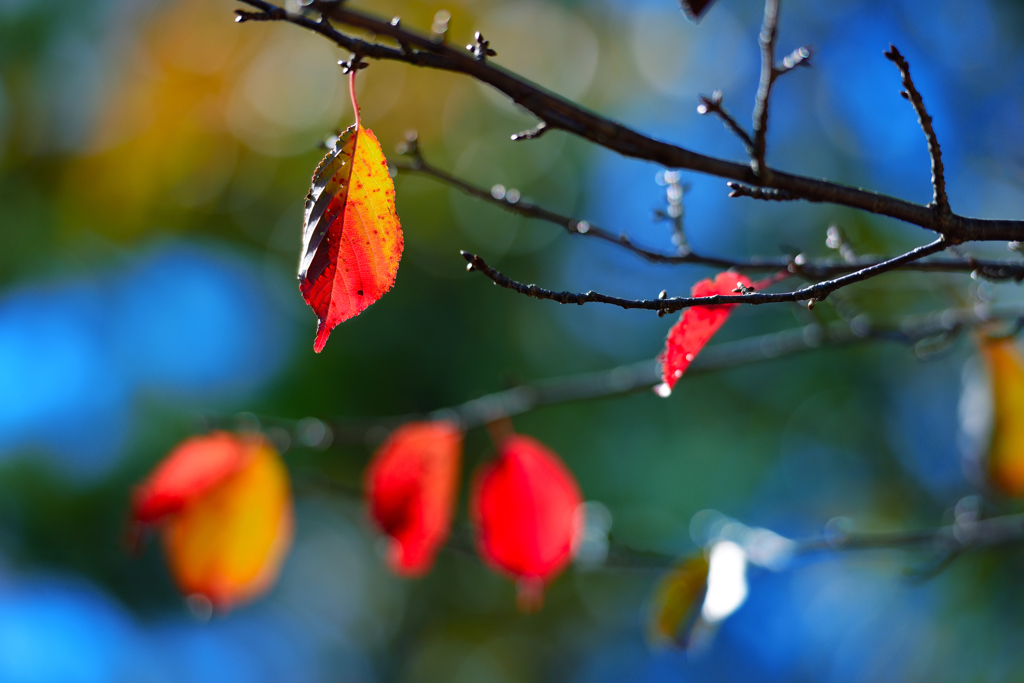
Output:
[461,238,948,312]
[884,44,950,215]
[234,0,1024,242]
[393,156,1024,280]
[698,91,754,155]
[751,0,780,175]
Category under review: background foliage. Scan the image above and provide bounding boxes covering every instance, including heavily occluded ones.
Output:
[3,0,1024,680]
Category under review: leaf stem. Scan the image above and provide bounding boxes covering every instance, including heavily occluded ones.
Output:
[350,63,360,129]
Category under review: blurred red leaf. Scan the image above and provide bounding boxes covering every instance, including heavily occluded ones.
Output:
[133,432,293,611]
[366,421,463,576]
[132,431,248,523]
[471,434,583,610]
[299,123,403,353]
[656,271,753,396]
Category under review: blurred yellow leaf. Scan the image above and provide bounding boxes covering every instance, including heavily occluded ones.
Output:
[648,554,709,648]
[982,338,1024,497]
[156,435,293,610]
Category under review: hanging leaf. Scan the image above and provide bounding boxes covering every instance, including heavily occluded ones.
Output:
[298,122,403,352]
[365,421,463,576]
[132,432,293,610]
[981,338,1024,496]
[648,554,710,648]
[679,0,718,22]
[471,434,583,611]
[656,271,753,396]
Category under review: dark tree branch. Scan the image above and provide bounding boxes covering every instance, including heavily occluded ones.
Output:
[393,153,1024,281]
[234,0,1024,242]
[885,45,950,215]
[751,0,781,175]
[461,238,948,312]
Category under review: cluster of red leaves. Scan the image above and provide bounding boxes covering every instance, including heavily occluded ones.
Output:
[656,271,753,396]
[365,422,583,609]
[131,87,591,610]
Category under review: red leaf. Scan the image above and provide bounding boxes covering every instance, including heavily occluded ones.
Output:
[299,123,404,352]
[656,271,752,396]
[365,421,463,576]
[471,434,583,610]
[132,431,249,523]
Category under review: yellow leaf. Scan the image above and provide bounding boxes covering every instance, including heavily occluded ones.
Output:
[648,554,710,648]
[162,437,293,610]
[983,339,1024,497]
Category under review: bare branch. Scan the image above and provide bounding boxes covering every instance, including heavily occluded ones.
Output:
[461,238,948,312]
[751,0,781,175]
[393,154,1024,280]
[234,0,1024,242]
[884,44,950,215]
[240,301,1024,447]
[697,91,754,154]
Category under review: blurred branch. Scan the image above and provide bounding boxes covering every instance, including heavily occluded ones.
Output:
[393,152,1024,280]
[300,469,1024,572]
[246,301,1024,447]
[885,45,949,215]
[234,0,1024,242]
[460,238,948,312]
[608,510,1024,571]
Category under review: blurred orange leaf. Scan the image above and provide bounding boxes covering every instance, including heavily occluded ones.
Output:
[365,421,463,576]
[656,271,753,396]
[133,432,293,611]
[299,122,403,352]
[982,338,1024,497]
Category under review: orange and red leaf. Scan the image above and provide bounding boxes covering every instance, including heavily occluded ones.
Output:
[656,271,753,396]
[365,421,463,576]
[133,432,294,611]
[471,434,583,610]
[132,431,249,524]
[299,123,403,352]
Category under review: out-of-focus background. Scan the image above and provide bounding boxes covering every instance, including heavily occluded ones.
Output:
[2,0,1024,680]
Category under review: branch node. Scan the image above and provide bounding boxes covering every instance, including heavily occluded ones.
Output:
[697,91,754,153]
[777,45,813,74]
[430,9,451,41]
[727,182,796,201]
[511,121,548,141]
[467,30,498,61]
